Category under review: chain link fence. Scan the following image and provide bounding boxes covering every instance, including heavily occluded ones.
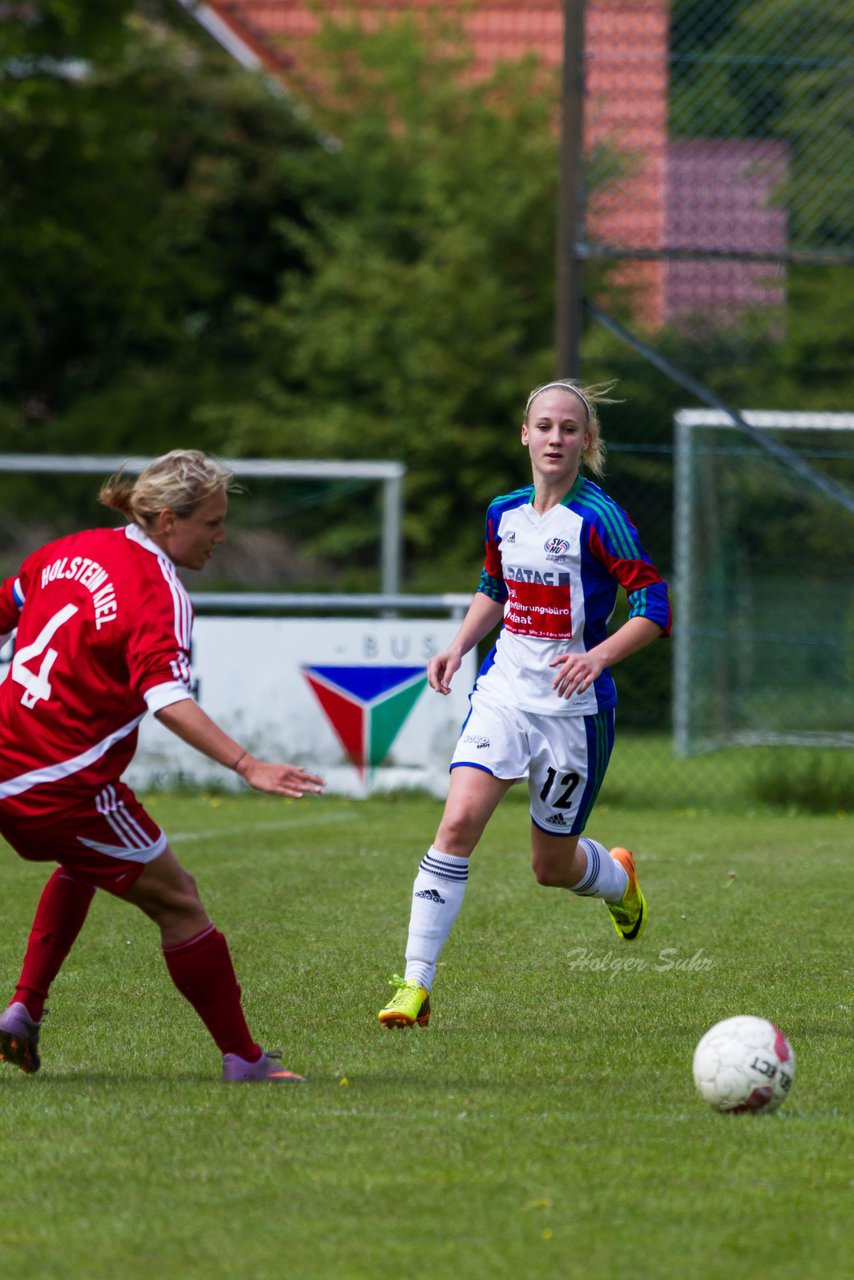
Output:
[583,0,853,307]
[572,0,853,809]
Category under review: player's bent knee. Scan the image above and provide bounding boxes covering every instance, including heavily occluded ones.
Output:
[126,860,205,921]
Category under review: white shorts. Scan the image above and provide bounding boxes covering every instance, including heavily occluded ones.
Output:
[449,691,615,836]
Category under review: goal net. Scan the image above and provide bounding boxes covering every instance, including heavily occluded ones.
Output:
[673,410,854,754]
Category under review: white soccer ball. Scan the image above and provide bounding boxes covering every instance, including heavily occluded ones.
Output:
[692,1015,796,1114]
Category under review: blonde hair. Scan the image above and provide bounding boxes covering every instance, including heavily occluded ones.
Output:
[99,449,238,528]
[524,380,620,478]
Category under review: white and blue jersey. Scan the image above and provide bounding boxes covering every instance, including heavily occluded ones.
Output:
[473,477,671,717]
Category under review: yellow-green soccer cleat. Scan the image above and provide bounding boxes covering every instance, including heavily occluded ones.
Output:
[378,975,431,1028]
[606,847,647,941]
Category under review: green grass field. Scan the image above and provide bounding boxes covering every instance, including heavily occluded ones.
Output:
[0,790,850,1280]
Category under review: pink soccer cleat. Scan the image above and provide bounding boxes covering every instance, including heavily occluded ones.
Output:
[222,1050,306,1083]
[0,1001,43,1074]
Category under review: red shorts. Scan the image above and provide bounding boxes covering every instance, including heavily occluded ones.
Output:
[0,780,167,896]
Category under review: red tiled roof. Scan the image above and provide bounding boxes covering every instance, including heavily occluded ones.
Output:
[211,2,565,73]
[204,0,670,257]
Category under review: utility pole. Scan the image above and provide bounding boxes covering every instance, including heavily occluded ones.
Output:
[555,0,586,379]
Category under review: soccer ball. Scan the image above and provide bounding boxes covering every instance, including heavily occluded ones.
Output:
[692,1015,796,1114]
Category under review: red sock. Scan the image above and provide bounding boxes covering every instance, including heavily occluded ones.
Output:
[163,925,261,1060]
[13,869,96,1021]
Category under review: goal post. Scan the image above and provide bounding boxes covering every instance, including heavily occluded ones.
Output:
[673,410,854,755]
[0,453,405,597]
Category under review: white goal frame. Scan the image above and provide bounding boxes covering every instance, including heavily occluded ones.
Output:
[0,453,407,601]
[673,410,854,755]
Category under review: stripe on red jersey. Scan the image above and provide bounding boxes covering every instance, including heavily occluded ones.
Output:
[155,556,192,649]
[0,714,144,800]
[123,526,193,649]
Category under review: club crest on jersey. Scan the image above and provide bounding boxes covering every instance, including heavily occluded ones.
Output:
[302,665,428,778]
[543,536,571,563]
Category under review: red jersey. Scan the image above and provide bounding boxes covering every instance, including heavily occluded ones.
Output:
[0,524,193,815]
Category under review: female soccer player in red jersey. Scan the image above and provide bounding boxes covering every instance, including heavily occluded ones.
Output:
[0,450,324,1082]
[378,381,671,1028]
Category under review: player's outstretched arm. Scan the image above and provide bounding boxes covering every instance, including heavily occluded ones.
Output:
[428,593,504,695]
[156,699,325,798]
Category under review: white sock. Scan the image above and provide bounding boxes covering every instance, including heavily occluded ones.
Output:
[403,847,470,990]
[572,837,629,902]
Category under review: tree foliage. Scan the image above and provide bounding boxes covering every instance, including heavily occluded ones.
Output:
[0,4,571,588]
[200,9,565,581]
[0,0,322,450]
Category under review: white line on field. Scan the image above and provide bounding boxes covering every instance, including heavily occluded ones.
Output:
[168,811,352,844]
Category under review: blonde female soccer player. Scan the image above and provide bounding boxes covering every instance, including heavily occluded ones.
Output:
[0,450,324,1081]
[379,381,671,1027]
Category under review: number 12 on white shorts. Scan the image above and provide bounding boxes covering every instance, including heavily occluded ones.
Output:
[449,693,615,835]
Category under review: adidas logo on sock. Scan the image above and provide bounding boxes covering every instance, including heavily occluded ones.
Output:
[415,887,446,904]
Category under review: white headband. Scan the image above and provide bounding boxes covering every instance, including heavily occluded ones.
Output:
[525,381,592,421]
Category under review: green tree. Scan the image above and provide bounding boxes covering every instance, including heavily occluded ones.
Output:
[0,0,321,451]
[199,9,572,586]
